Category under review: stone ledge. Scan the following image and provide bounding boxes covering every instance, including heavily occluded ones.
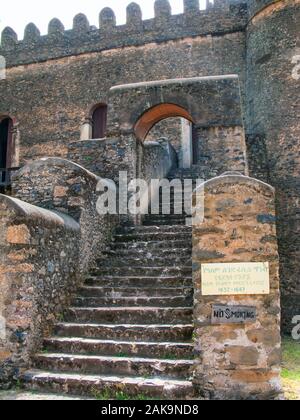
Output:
[0,194,80,232]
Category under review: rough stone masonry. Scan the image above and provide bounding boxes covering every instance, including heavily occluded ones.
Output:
[0,0,298,400]
[0,1,298,332]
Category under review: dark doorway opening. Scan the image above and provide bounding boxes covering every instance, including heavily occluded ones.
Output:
[0,117,12,187]
[92,105,107,139]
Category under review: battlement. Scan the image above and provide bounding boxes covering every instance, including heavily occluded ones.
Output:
[0,0,248,67]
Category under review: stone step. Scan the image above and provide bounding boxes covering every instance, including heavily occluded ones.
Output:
[97,256,192,268]
[54,323,194,342]
[113,232,191,242]
[111,240,192,250]
[167,174,200,179]
[91,266,192,277]
[85,276,193,288]
[157,206,189,213]
[23,371,194,399]
[43,338,194,359]
[34,354,194,380]
[143,220,186,228]
[116,225,191,234]
[64,307,193,324]
[154,209,189,214]
[104,248,192,259]
[72,296,193,308]
[78,286,193,298]
[154,210,189,216]
[143,220,187,226]
[143,214,187,219]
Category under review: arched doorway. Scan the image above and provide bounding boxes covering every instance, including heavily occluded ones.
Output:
[0,116,13,186]
[92,104,107,139]
[135,103,197,169]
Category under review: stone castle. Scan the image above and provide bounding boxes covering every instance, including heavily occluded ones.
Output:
[0,0,299,400]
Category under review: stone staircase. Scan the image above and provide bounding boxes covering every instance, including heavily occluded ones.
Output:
[22,168,197,400]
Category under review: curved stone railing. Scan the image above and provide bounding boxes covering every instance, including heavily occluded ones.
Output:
[12,157,118,276]
[0,195,80,385]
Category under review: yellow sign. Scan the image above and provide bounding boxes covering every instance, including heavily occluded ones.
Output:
[201,262,270,296]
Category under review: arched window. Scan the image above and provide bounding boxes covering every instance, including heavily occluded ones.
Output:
[92,104,107,139]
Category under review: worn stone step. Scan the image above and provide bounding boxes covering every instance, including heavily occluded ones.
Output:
[143,214,187,219]
[116,225,191,234]
[143,213,186,220]
[146,208,188,214]
[92,266,192,277]
[85,276,193,288]
[72,296,193,308]
[97,256,192,268]
[23,371,195,399]
[43,338,194,359]
[54,323,194,342]
[113,233,191,243]
[167,174,200,180]
[64,307,193,324]
[156,207,188,214]
[104,248,192,259]
[34,354,194,380]
[111,240,192,250]
[143,220,187,226]
[78,286,193,298]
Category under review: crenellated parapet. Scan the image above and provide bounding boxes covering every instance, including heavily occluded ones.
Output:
[99,8,117,30]
[0,0,248,67]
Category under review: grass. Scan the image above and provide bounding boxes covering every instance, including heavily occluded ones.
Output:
[115,353,130,358]
[281,337,300,400]
[91,388,153,401]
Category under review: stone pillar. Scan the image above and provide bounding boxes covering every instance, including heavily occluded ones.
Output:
[9,123,20,168]
[192,172,282,400]
[80,118,92,140]
[181,119,193,169]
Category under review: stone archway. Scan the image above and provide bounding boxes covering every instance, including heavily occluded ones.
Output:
[108,75,244,134]
[107,76,248,181]
[134,103,193,141]
[135,103,195,169]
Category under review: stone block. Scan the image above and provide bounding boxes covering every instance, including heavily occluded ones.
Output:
[6,225,31,245]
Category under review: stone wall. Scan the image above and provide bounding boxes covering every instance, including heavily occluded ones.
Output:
[142,139,178,184]
[246,133,270,182]
[0,2,247,67]
[246,0,300,332]
[140,139,178,216]
[145,118,183,163]
[0,195,80,385]
[67,138,135,184]
[195,126,248,179]
[192,173,282,400]
[11,158,118,272]
[0,4,247,165]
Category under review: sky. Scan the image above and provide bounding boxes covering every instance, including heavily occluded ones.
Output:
[0,0,207,39]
